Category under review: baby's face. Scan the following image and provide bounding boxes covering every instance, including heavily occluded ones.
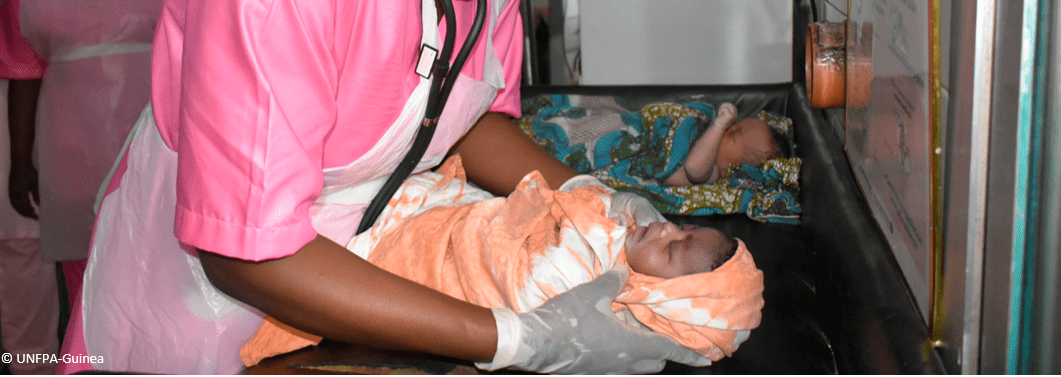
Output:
[718,118,781,169]
[625,221,735,279]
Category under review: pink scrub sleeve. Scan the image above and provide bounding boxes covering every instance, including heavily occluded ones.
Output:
[172,0,336,261]
[0,0,45,79]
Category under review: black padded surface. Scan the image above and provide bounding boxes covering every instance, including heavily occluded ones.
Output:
[521,83,944,374]
[665,214,831,375]
[790,85,947,374]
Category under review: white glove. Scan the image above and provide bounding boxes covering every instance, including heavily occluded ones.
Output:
[559,175,666,226]
[477,266,711,374]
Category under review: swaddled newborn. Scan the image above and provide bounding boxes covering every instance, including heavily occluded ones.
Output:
[240,155,764,367]
[626,221,738,279]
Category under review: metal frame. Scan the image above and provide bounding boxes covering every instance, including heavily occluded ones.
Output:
[978,0,1034,373]
[1027,2,1061,370]
[938,0,1049,373]
[919,0,1061,373]
[937,0,971,371]
[520,0,538,85]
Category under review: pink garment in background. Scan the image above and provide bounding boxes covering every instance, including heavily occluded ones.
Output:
[2,3,160,367]
[0,74,58,374]
[0,0,161,262]
[0,0,44,79]
[0,1,43,242]
[0,3,60,360]
[0,239,58,375]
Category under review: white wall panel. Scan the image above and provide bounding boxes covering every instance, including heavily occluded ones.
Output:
[580,0,792,85]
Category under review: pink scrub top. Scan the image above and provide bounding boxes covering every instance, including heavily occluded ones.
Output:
[66,0,522,373]
[152,0,523,262]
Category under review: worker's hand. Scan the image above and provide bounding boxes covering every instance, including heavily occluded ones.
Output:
[559,174,665,226]
[478,266,711,374]
[7,162,40,220]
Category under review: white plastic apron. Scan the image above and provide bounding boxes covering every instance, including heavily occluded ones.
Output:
[81,0,505,373]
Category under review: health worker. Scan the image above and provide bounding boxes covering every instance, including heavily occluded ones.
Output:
[58,0,711,374]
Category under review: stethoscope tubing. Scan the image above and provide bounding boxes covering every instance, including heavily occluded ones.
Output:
[357,0,488,234]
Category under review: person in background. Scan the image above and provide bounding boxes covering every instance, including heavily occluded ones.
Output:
[0,77,59,375]
[0,0,162,318]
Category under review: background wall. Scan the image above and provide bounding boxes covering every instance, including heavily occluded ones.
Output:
[578,0,793,85]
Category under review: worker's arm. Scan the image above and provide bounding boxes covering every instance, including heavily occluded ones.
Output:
[448,111,577,196]
[6,78,41,219]
[200,235,709,374]
[198,234,498,362]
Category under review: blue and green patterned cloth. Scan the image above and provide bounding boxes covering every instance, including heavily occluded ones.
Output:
[517,94,802,224]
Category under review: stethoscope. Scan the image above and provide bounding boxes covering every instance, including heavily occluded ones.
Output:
[356,0,488,234]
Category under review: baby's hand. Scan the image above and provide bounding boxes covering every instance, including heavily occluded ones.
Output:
[712,102,738,130]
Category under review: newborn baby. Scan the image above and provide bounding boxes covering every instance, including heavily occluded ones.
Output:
[625,221,738,279]
[664,102,784,186]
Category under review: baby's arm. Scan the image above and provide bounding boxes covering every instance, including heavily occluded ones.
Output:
[664,103,737,186]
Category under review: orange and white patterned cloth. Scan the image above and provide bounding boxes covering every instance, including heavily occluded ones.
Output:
[241,155,764,367]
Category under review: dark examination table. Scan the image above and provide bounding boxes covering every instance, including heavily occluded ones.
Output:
[249,83,946,374]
